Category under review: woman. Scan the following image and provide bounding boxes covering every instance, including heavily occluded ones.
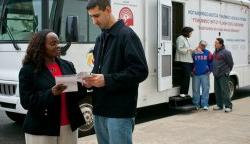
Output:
[19,30,86,144]
[175,27,194,97]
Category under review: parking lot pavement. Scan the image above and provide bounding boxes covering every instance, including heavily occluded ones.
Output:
[78,97,250,144]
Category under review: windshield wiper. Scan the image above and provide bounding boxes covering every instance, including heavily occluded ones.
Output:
[0,0,20,50]
[1,21,20,50]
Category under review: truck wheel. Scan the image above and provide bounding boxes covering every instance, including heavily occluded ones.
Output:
[78,103,95,137]
[228,77,236,99]
[5,111,25,124]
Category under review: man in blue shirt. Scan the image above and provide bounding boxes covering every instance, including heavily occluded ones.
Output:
[192,40,213,110]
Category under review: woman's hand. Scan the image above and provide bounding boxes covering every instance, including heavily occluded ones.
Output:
[52,84,67,96]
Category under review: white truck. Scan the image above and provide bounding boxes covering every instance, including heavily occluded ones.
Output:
[0,0,249,135]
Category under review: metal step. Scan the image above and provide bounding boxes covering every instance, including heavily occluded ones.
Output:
[169,95,192,102]
[169,95,196,112]
[169,104,197,111]
[169,96,193,106]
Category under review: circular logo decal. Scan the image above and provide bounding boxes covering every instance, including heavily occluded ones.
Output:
[119,7,134,27]
[86,48,94,68]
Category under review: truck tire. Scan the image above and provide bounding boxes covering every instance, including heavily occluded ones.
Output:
[5,111,25,124]
[78,102,95,137]
[228,77,236,99]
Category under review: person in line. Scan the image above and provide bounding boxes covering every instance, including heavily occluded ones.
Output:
[19,30,87,144]
[212,38,234,112]
[192,40,213,110]
[84,0,149,144]
[175,27,194,97]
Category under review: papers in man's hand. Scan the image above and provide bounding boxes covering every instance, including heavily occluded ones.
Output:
[77,72,93,79]
[55,72,92,92]
[55,75,78,92]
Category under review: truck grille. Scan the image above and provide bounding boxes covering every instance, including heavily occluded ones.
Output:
[0,83,16,96]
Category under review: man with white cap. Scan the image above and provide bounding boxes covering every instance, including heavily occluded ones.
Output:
[192,40,213,110]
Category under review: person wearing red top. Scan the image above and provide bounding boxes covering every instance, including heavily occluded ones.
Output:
[46,63,70,126]
[19,30,87,144]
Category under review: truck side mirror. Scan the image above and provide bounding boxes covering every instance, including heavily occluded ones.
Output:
[61,16,79,56]
[65,16,78,42]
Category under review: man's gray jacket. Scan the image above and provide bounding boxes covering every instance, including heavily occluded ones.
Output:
[212,47,234,78]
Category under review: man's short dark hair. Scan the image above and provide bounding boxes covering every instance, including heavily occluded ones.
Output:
[181,27,193,37]
[216,37,224,47]
[86,0,111,11]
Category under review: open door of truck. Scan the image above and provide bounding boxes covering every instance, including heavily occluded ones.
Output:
[157,0,172,91]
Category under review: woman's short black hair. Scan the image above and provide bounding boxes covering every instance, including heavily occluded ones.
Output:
[181,27,193,37]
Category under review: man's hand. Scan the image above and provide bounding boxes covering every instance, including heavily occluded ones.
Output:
[83,74,105,88]
[82,80,93,88]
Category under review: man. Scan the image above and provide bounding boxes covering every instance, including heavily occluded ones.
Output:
[192,40,213,110]
[84,0,148,144]
[212,38,234,112]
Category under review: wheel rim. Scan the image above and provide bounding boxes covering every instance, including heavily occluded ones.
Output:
[228,80,235,99]
[79,103,94,132]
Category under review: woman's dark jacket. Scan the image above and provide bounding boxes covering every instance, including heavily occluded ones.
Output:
[19,58,86,136]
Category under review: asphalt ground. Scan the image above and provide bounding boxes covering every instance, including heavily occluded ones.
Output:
[79,96,250,144]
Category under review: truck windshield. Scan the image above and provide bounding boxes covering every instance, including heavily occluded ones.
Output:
[59,0,101,43]
[0,0,100,43]
[0,0,54,41]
